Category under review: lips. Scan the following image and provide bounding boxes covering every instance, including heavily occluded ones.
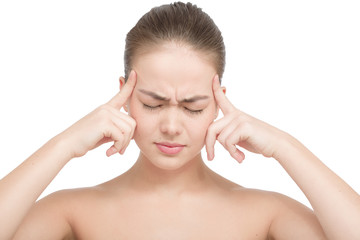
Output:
[155,142,185,155]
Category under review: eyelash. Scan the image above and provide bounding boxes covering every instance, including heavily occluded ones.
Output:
[143,104,203,115]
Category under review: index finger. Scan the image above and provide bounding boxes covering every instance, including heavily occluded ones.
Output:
[108,70,137,109]
[212,75,236,115]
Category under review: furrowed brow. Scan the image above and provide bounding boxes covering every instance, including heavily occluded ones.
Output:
[138,89,209,103]
[138,89,169,101]
[181,95,209,103]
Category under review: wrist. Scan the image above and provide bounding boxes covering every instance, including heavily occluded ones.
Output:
[272,131,308,164]
[48,133,76,163]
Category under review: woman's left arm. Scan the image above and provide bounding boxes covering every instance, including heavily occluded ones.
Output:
[206,75,360,240]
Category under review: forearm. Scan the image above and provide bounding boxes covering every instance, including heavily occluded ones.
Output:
[0,134,72,239]
[276,133,360,240]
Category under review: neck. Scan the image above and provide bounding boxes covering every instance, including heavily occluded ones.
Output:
[126,152,212,196]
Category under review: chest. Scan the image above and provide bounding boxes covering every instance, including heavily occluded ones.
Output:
[70,198,270,240]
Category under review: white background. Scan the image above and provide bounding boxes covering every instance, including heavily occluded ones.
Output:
[0,0,359,207]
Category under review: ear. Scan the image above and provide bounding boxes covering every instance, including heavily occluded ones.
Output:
[119,76,129,112]
[214,86,226,119]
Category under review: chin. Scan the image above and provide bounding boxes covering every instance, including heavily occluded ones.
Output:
[134,136,204,171]
[150,156,193,171]
[137,147,202,172]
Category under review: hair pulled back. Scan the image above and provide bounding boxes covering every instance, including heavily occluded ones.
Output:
[124,2,225,82]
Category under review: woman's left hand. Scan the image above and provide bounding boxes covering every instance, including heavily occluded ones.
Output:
[205,75,288,163]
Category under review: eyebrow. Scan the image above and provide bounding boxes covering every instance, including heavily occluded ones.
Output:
[138,89,209,103]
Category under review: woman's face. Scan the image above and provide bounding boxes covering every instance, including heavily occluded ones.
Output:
[128,42,218,170]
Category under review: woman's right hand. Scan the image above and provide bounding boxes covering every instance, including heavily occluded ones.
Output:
[60,70,137,159]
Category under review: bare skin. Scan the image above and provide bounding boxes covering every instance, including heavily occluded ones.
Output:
[1,42,360,240]
[13,159,324,240]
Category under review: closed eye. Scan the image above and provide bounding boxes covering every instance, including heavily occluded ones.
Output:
[143,103,203,115]
[143,104,162,110]
[184,107,203,115]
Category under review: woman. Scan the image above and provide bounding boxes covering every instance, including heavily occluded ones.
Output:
[1,2,359,239]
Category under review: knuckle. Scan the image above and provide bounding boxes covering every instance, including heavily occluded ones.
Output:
[224,138,231,147]
[96,105,111,118]
[113,142,122,150]
[123,124,132,134]
[207,124,216,135]
[129,118,137,128]
[217,133,225,144]
[98,103,111,111]
[224,138,234,150]
[104,125,115,138]
[98,117,111,129]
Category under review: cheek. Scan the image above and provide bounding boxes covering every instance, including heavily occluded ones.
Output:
[187,111,216,139]
[129,102,153,133]
[128,97,144,119]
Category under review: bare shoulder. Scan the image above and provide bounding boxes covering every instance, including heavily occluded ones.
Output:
[14,184,118,240]
[45,182,121,216]
[207,170,288,210]
[13,189,80,240]
[228,187,326,239]
[206,171,326,239]
[209,172,315,219]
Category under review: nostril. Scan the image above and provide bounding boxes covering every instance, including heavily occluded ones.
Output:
[160,124,182,135]
[159,109,183,135]
[160,120,182,135]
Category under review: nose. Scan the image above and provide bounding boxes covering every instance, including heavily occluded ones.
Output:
[159,108,183,136]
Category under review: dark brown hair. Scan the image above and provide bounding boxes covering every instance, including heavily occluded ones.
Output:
[124,2,225,83]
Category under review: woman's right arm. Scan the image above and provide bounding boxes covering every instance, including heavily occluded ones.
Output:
[0,71,137,240]
[1,135,75,240]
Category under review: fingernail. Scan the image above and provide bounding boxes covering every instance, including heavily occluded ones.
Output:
[106,147,115,157]
[130,70,136,80]
[127,71,133,81]
[235,152,245,163]
[214,75,219,84]
[120,148,125,155]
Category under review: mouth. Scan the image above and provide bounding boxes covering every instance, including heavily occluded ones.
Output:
[155,142,185,155]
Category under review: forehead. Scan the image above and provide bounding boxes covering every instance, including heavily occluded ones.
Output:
[132,42,216,96]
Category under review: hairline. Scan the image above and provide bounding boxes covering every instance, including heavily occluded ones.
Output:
[126,40,220,82]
